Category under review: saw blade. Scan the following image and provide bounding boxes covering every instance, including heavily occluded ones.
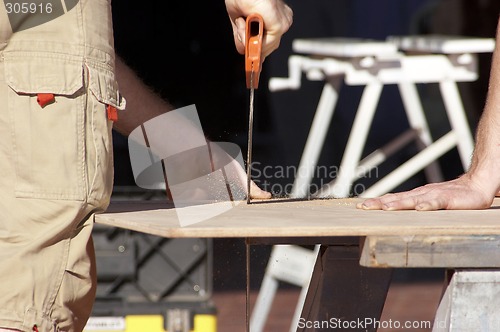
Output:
[244,13,263,204]
[246,69,254,204]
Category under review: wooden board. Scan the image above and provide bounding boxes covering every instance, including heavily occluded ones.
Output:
[94,197,500,239]
[360,235,500,268]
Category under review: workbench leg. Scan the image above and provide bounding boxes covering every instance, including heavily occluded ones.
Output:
[433,270,500,332]
[298,242,393,332]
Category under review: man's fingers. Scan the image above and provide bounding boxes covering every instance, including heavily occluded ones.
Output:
[356,198,384,210]
[262,5,292,57]
[232,16,281,58]
[235,17,246,52]
[225,0,293,58]
[358,192,417,210]
[262,37,281,58]
[250,181,272,199]
[357,176,497,211]
[230,17,246,55]
[415,200,442,211]
[381,195,444,211]
[358,184,439,210]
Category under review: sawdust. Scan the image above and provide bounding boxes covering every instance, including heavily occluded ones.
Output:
[246,196,356,209]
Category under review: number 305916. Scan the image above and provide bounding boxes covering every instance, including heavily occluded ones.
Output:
[5,2,53,14]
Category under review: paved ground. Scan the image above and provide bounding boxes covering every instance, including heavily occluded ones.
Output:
[212,281,444,332]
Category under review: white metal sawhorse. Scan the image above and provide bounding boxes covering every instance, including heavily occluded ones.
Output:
[249,244,319,332]
[269,35,495,199]
[250,39,401,332]
[250,36,495,332]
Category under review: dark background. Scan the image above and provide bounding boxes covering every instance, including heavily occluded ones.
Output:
[109,0,500,291]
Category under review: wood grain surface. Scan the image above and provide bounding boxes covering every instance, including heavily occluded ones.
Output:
[95,197,500,239]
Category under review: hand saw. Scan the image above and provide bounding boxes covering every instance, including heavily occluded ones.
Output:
[245,13,264,204]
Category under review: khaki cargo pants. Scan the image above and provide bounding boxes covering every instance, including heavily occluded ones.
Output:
[0,0,124,331]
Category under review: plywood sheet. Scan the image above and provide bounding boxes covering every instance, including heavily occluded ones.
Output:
[95,198,500,239]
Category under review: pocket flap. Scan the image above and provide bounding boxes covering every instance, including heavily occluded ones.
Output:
[4,52,84,96]
[86,61,126,110]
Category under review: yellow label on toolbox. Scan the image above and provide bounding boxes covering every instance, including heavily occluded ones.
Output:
[126,316,164,332]
[193,315,217,332]
[84,314,217,332]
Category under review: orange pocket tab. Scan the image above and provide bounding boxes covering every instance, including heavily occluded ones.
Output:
[36,93,55,108]
[106,104,118,122]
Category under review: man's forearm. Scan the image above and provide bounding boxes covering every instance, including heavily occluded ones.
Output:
[467,19,500,196]
[112,56,209,162]
[113,56,174,136]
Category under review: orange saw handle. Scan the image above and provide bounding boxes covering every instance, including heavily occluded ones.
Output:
[245,14,264,89]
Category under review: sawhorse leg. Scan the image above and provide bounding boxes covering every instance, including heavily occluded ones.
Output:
[433,270,500,331]
[398,81,444,183]
[359,79,475,198]
[439,80,474,170]
[313,81,384,198]
[298,238,393,332]
[291,77,342,199]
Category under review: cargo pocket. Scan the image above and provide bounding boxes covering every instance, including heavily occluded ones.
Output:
[84,61,125,206]
[5,53,87,200]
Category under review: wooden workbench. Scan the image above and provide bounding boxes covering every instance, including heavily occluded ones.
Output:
[96,198,500,332]
[96,197,500,238]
